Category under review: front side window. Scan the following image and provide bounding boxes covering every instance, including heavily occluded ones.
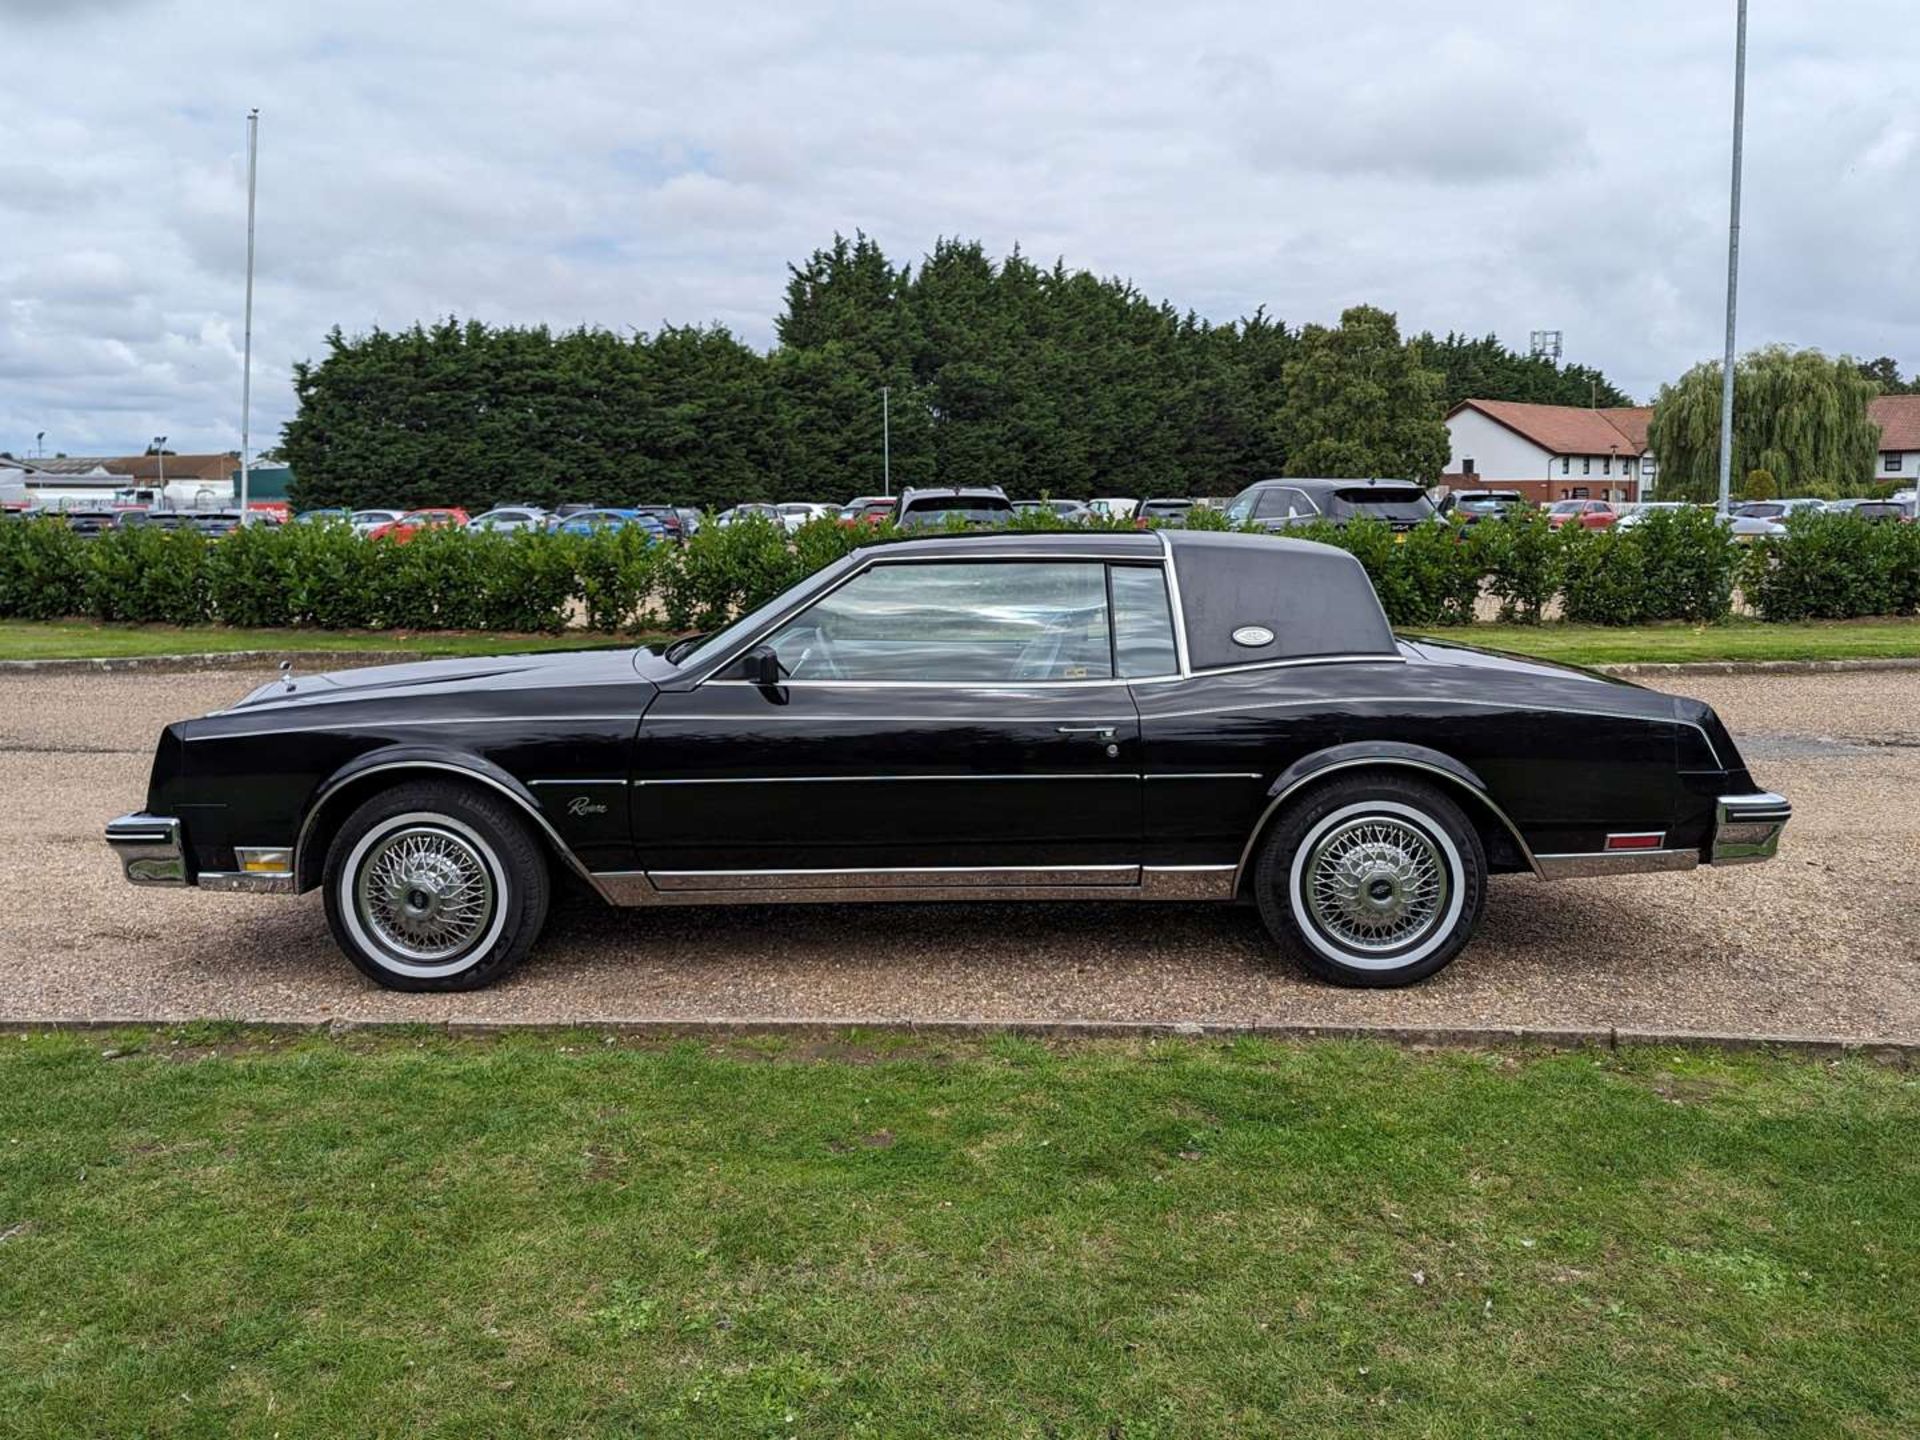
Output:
[766,561,1113,682]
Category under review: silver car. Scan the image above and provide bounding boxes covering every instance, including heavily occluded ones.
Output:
[470,506,550,534]
[349,509,403,536]
[1728,497,1826,540]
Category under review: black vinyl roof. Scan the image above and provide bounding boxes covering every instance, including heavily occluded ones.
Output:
[1166,531,1396,666]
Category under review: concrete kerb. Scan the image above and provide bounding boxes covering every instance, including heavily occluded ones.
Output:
[0,1014,1910,1063]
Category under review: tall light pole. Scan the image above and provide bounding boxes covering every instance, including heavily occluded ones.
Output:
[35,431,44,458]
[881,384,891,497]
[1717,0,1748,517]
[239,107,260,519]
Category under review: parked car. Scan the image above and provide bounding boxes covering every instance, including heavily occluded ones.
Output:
[59,508,124,537]
[1084,497,1138,520]
[293,508,353,525]
[674,507,705,537]
[1135,498,1197,528]
[1616,502,1692,529]
[366,508,471,543]
[630,505,687,542]
[1545,499,1619,531]
[1225,478,1442,534]
[717,503,781,528]
[350,509,404,536]
[552,510,664,537]
[1852,500,1912,524]
[1728,497,1825,541]
[1014,499,1091,522]
[1437,490,1525,524]
[554,507,666,539]
[470,507,550,533]
[775,502,835,533]
[894,487,1016,529]
[840,496,898,528]
[108,530,1790,993]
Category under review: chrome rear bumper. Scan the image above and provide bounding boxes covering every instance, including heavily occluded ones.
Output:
[1711,792,1791,865]
[105,812,297,892]
[105,813,188,885]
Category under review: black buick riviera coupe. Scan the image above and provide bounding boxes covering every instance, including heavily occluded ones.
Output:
[108,531,1790,991]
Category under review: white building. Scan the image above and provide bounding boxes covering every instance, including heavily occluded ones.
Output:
[1440,400,1653,505]
[1870,395,1920,484]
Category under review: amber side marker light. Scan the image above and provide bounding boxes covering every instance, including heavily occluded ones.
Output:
[236,847,293,874]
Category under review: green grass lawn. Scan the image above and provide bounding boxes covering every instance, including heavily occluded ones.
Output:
[0,619,657,661]
[1,1029,1913,1438]
[4,616,1919,667]
[1412,617,1920,666]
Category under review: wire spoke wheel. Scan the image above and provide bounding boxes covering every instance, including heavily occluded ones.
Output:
[353,822,498,964]
[1301,813,1450,955]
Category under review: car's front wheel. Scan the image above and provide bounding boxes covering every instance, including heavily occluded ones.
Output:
[1253,774,1486,987]
[321,779,550,992]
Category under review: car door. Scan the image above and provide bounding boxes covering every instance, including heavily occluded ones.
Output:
[631,556,1146,889]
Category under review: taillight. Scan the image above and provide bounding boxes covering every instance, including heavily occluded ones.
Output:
[1605,832,1665,851]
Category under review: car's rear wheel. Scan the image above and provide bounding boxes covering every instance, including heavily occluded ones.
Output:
[322,779,549,992]
[1253,774,1486,987]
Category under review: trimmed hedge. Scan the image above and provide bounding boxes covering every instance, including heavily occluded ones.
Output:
[0,507,1913,636]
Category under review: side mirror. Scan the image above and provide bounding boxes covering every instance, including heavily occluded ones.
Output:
[736,644,783,686]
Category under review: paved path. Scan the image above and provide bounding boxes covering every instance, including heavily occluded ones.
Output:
[1,666,1914,1039]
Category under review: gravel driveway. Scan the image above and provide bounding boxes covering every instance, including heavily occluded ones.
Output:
[2,665,1915,1038]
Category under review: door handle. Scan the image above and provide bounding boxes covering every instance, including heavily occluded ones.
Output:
[1056,725,1117,740]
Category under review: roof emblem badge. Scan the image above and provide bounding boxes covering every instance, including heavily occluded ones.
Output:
[1230,625,1275,648]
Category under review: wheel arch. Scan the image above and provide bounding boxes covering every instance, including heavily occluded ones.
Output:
[1233,743,1541,895]
[293,748,598,894]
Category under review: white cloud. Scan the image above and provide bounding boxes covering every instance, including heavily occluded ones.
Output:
[1,0,1916,458]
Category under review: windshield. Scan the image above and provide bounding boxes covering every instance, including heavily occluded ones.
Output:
[1548,501,1583,514]
[1456,497,1517,514]
[669,551,866,671]
[1326,487,1435,521]
[1737,503,1785,519]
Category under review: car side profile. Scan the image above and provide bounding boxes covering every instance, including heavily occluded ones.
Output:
[1226,478,1442,533]
[1545,499,1619,531]
[108,531,1789,993]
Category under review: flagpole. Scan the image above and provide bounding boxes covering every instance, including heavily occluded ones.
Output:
[240,108,259,517]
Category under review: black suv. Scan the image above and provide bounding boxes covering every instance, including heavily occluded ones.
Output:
[1224,478,1440,532]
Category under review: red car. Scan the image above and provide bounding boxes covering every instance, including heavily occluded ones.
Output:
[1546,499,1619,531]
[366,508,470,542]
[838,496,896,528]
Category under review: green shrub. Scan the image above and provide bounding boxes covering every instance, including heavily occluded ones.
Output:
[84,525,211,624]
[1560,527,1649,625]
[0,518,90,620]
[1744,511,1919,620]
[575,527,667,633]
[659,515,801,631]
[1630,506,1737,623]
[1475,510,1563,624]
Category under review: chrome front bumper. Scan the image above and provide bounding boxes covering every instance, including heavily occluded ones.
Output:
[105,812,297,893]
[1711,791,1791,865]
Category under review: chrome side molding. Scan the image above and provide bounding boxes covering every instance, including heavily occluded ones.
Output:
[592,864,1237,907]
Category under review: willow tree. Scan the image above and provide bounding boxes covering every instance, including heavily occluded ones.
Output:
[1648,346,1882,501]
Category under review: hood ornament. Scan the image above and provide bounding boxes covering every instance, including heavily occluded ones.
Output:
[279,659,295,692]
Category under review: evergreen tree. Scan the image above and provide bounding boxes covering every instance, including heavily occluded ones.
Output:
[1277,306,1450,482]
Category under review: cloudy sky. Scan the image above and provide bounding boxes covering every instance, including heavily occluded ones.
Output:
[3,0,1916,458]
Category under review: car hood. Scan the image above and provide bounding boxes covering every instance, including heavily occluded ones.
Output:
[220,645,680,714]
